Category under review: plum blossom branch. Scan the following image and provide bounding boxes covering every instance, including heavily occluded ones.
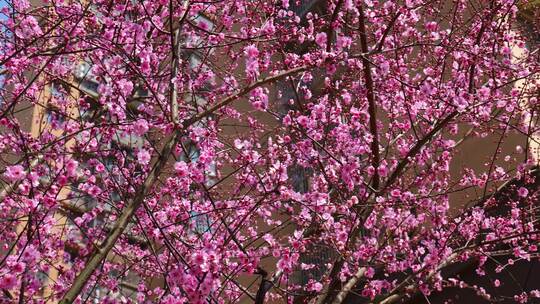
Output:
[58,63,311,303]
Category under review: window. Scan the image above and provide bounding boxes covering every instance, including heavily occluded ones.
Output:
[275,80,299,115]
[292,243,337,286]
[191,211,211,234]
[289,165,310,193]
[79,95,101,121]
[188,53,215,92]
[289,0,326,18]
[74,61,99,96]
[73,62,92,80]
[45,107,65,128]
[51,81,68,99]
[79,79,99,96]
[179,139,217,185]
[0,80,5,107]
[185,14,215,48]
[66,185,97,212]
[81,269,138,303]
[113,130,145,150]
[65,216,92,247]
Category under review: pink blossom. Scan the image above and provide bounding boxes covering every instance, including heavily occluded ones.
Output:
[249,87,268,110]
[0,274,17,290]
[244,44,259,59]
[4,165,25,181]
[137,149,151,165]
[518,187,528,198]
[95,163,106,173]
[87,185,102,197]
[311,282,323,292]
[364,211,377,229]
[377,165,388,177]
[133,119,149,136]
[342,92,351,104]
[65,159,79,177]
[174,161,189,177]
[390,189,401,198]
[315,32,327,48]
[425,21,438,32]
[365,267,375,278]
[379,61,390,75]
[118,79,133,97]
[22,246,40,263]
[10,262,25,273]
[336,35,352,51]
[17,16,43,39]
[244,44,260,79]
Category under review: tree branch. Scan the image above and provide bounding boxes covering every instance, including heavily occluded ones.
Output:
[169,0,190,124]
[326,0,344,52]
[358,5,381,191]
[57,64,310,303]
[330,267,366,304]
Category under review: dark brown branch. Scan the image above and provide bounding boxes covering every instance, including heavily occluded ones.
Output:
[254,267,272,304]
[326,0,344,52]
[371,12,401,54]
[358,5,381,191]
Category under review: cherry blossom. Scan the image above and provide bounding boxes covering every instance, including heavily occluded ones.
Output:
[3,165,25,181]
[137,149,151,166]
[0,0,538,303]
